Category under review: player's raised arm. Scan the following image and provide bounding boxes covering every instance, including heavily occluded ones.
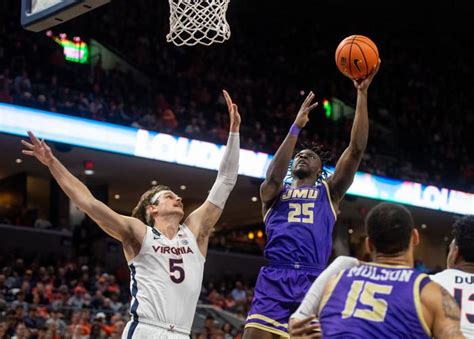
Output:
[185,90,240,256]
[327,60,380,205]
[21,132,144,247]
[421,282,465,339]
[260,92,319,206]
[291,256,360,322]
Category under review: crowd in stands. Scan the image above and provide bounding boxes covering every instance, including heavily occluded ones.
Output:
[1,1,472,193]
[0,254,129,338]
[0,0,474,190]
[201,279,253,319]
[0,251,250,338]
[0,249,435,338]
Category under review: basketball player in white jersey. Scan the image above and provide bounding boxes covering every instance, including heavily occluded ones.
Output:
[431,216,474,337]
[289,215,474,338]
[21,90,241,338]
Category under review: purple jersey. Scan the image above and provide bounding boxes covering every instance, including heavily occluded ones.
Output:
[319,263,432,338]
[263,181,337,266]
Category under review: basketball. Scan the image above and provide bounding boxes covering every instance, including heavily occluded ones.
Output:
[335,35,379,80]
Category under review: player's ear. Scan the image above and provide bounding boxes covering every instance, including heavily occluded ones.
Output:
[411,228,420,246]
[452,244,460,264]
[365,237,374,253]
[147,204,158,216]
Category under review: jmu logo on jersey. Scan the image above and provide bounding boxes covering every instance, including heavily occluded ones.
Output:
[152,245,194,255]
[281,188,319,201]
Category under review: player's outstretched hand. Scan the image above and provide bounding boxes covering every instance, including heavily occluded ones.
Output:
[21,131,55,167]
[294,91,319,129]
[354,58,381,93]
[289,315,322,338]
[223,89,241,133]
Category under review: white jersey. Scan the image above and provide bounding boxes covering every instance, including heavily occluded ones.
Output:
[431,269,474,338]
[124,224,205,337]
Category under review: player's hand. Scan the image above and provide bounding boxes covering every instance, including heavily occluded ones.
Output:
[21,131,55,167]
[289,315,322,338]
[354,58,381,93]
[294,91,319,129]
[223,89,241,133]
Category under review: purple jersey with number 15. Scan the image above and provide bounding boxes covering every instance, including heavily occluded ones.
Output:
[263,181,337,266]
[319,263,432,338]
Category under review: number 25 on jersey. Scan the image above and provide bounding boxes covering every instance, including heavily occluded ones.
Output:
[288,203,314,223]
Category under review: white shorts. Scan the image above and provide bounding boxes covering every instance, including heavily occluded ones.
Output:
[122,320,190,339]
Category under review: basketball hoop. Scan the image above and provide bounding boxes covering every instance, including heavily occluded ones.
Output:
[166,0,231,46]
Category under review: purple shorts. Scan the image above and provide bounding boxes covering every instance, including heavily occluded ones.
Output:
[245,264,322,337]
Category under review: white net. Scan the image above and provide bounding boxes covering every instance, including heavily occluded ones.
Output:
[167,0,231,46]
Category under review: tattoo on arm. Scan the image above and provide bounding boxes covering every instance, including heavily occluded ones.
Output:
[441,288,461,321]
[439,325,464,338]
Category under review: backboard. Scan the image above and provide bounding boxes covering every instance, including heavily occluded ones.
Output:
[21,0,110,32]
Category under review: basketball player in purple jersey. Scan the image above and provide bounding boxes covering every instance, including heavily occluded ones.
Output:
[290,203,464,338]
[243,62,380,339]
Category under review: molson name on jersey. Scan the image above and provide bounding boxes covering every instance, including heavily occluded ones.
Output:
[347,265,414,283]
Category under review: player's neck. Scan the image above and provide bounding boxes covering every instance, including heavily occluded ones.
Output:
[292,177,316,187]
[373,253,413,268]
[453,261,474,274]
[153,215,181,240]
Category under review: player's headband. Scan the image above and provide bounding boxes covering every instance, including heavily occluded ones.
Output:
[150,190,172,204]
[150,192,162,204]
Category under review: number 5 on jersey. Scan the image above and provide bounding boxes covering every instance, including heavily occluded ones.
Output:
[169,258,185,283]
[288,203,314,223]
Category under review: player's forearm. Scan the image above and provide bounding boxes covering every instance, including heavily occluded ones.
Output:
[207,132,240,209]
[216,132,239,184]
[265,130,299,184]
[349,90,369,155]
[48,157,96,211]
[291,256,359,319]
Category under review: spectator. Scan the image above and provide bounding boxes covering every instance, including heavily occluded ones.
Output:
[222,322,233,339]
[203,315,216,335]
[23,305,45,335]
[51,285,69,311]
[90,290,105,309]
[223,292,236,311]
[90,317,107,339]
[11,291,28,313]
[12,321,29,339]
[230,281,246,305]
[0,274,7,297]
[66,285,88,310]
[109,292,123,313]
[0,321,8,339]
[34,212,52,229]
[45,311,66,338]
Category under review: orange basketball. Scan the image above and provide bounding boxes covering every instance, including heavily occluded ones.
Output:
[335,35,379,80]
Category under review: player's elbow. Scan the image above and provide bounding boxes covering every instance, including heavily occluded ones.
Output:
[348,143,365,158]
[74,197,95,214]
